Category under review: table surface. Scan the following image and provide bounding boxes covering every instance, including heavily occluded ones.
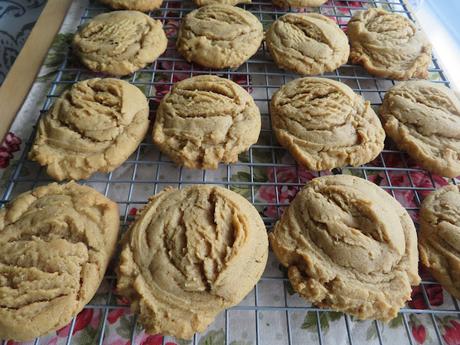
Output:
[0,1,459,345]
[0,0,46,85]
[414,0,460,88]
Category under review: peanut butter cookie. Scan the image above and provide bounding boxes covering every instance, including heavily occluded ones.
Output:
[0,182,119,341]
[270,175,420,321]
[99,0,162,11]
[419,185,460,300]
[270,77,385,171]
[29,78,149,181]
[176,5,263,69]
[73,11,167,76]
[380,81,460,178]
[152,75,261,169]
[273,0,327,8]
[266,13,349,75]
[348,8,432,80]
[117,185,268,339]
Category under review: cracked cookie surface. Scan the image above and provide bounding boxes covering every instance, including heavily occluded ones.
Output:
[117,185,268,339]
[269,175,420,321]
[380,81,460,178]
[0,182,119,341]
[348,8,432,80]
[73,11,167,76]
[152,75,261,169]
[266,13,349,75]
[29,78,149,181]
[419,185,460,300]
[99,0,162,11]
[270,77,385,171]
[176,4,263,69]
[272,0,327,10]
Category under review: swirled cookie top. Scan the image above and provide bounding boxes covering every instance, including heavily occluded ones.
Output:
[0,182,119,341]
[73,11,167,76]
[29,78,149,180]
[420,185,460,299]
[380,80,460,178]
[266,13,349,75]
[348,8,432,80]
[117,185,268,339]
[153,75,261,169]
[176,5,263,69]
[270,77,385,170]
[270,175,420,321]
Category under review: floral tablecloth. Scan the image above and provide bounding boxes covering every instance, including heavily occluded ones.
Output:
[1,1,460,345]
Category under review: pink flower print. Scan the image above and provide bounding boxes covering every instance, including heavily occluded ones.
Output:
[444,320,460,345]
[258,166,318,218]
[56,309,94,337]
[164,19,180,38]
[0,132,21,168]
[108,308,128,324]
[412,324,427,344]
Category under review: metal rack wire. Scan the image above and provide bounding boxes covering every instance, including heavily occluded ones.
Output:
[1,0,459,344]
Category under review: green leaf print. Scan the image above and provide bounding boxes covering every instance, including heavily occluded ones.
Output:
[116,315,134,339]
[366,323,377,341]
[389,314,403,328]
[177,340,193,345]
[38,33,75,82]
[199,329,225,345]
[301,311,343,333]
[75,325,98,345]
[229,171,252,198]
[43,33,73,68]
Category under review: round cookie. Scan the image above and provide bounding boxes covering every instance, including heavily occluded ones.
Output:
[73,11,167,76]
[99,0,162,11]
[380,81,460,178]
[152,75,261,169]
[266,13,349,75]
[176,5,263,69]
[29,78,149,181]
[347,8,432,80]
[194,0,250,6]
[270,77,385,171]
[269,175,420,321]
[117,185,268,339]
[419,185,460,300]
[273,0,327,8]
[0,182,119,341]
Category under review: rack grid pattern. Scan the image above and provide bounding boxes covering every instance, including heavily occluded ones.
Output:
[1,0,459,344]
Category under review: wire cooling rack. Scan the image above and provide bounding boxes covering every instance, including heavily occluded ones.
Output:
[1,0,460,344]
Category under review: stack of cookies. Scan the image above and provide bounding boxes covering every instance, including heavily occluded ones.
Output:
[1,0,459,343]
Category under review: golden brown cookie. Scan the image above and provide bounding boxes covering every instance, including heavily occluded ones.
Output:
[419,185,460,300]
[0,182,119,341]
[270,77,385,171]
[176,5,263,69]
[29,78,149,181]
[73,11,167,76]
[266,13,349,75]
[270,175,420,321]
[99,0,162,11]
[193,0,250,6]
[152,75,261,169]
[117,185,268,339]
[380,81,460,178]
[347,8,432,80]
[273,0,327,8]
